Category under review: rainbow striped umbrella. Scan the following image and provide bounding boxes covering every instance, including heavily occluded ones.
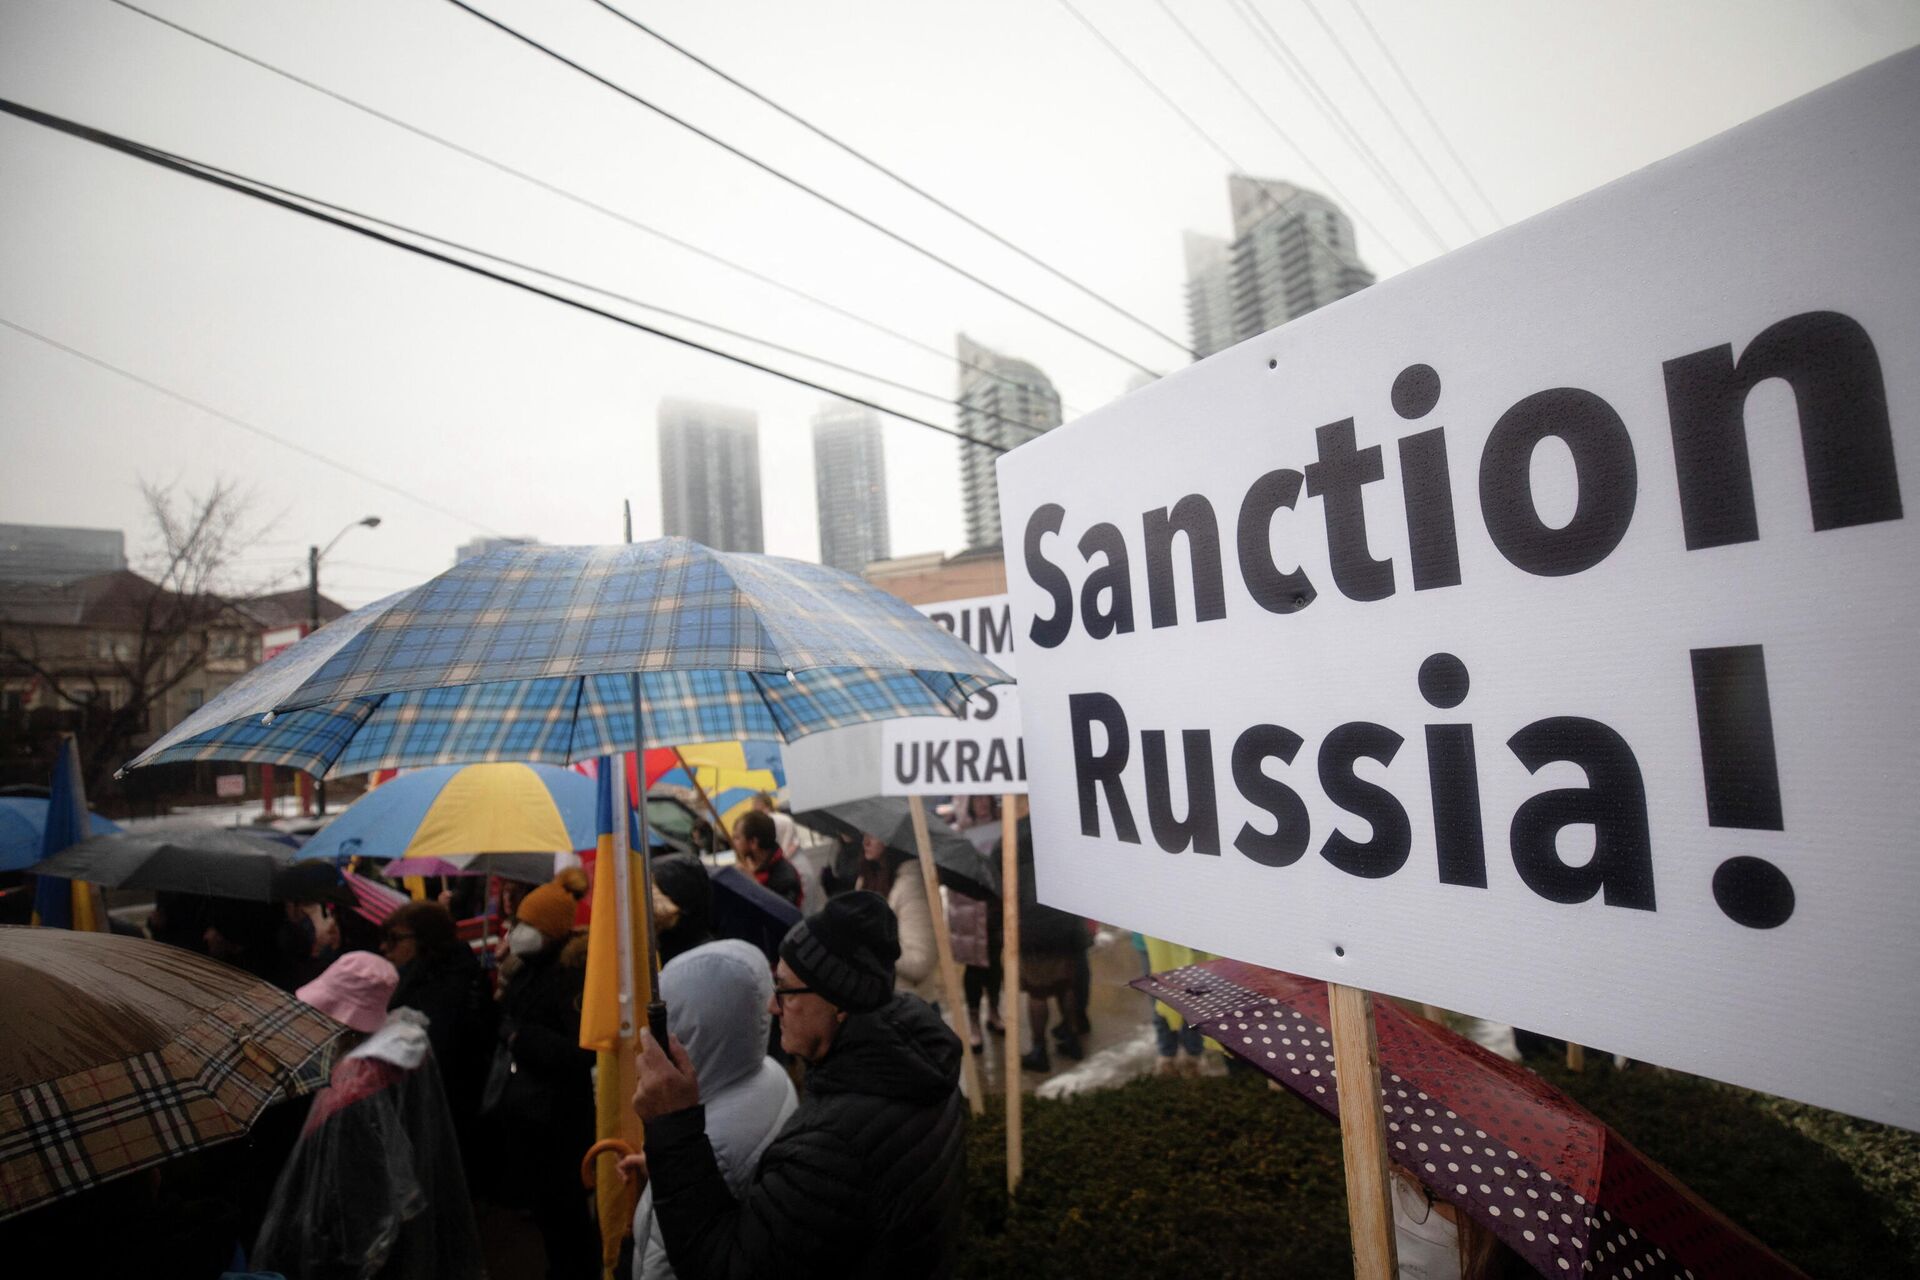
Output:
[577,740,785,831]
[341,873,409,926]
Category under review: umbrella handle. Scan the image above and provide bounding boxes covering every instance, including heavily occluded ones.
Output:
[647,999,669,1045]
[580,1137,636,1189]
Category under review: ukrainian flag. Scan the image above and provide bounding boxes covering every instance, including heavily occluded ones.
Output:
[579,756,651,1277]
[31,734,106,931]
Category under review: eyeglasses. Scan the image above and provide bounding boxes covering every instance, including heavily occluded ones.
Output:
[771,984,814,1004]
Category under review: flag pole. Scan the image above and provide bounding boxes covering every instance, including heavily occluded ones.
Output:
[625,504,668,1043]
[609,753,638,1042]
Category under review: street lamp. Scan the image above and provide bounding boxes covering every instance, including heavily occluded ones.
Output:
[307,516,380,814]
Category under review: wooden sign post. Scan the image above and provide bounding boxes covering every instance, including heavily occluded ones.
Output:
[1326,983,1398,1280]
[1002,793,1023,1193]
[907,795,984,1115]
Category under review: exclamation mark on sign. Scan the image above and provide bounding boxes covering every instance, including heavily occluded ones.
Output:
[1690,645,1795,929]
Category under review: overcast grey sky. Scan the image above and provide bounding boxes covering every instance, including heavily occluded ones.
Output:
[3,0,1914,606]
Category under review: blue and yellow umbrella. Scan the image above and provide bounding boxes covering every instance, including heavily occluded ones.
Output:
[299,762,598,865]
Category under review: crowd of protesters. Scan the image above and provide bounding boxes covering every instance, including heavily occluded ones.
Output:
[2,792,1176,1280]
[3,775,1553,1280]
[0,793,1023,1277]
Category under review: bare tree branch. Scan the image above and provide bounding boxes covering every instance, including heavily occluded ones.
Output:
[2,478,264,795]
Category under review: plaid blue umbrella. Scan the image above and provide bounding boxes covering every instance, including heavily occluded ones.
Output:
[125,540,1010,777]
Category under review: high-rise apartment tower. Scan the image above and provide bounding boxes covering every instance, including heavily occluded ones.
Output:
[812,401,890,574]
[1185,176,1374,359]
[658,399,764,553]
[956,335,1061,549]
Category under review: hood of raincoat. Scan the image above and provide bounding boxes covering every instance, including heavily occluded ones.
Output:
[349,1008,432,1072]
[660,938,774,1098]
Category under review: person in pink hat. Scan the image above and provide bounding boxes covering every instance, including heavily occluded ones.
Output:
[296,949,398,1039]
[252,951,485,1278]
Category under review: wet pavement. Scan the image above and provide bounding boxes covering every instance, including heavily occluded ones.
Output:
[970,925,1166,1099]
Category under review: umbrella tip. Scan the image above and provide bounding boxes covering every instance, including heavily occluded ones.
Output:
[262,711,275,725]
[113,768,125,780]
[785,668,797,684]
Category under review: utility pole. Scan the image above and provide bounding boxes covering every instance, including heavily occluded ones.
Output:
[307,516,381,817]
[308,543,324,815]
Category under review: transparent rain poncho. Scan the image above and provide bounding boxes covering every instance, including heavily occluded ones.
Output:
[253,1010,486,1280]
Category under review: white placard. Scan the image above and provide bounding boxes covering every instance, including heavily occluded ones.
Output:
[881,594,1026,796]
[783,723,884,812]
[996,51,1920,1130]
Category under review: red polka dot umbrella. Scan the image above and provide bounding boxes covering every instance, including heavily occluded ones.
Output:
[1132,959,1805,1280]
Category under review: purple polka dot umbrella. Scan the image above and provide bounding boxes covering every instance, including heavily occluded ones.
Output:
[1133,960,1806,1280]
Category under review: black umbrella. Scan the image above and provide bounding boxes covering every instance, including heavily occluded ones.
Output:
[33,827,349,904]
[709,865,803,963]
[793,797,999,898]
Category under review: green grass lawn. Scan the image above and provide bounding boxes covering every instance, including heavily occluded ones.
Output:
[959,1062,1920,1279]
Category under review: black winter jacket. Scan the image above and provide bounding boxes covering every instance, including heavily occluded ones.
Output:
[646,992,967,1279]
[390,944,496,1137]
[493,937,594,1172]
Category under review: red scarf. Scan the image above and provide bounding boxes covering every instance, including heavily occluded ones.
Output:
[753,849,802,907]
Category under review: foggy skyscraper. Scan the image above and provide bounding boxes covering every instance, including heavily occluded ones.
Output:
[956,335,1061,549]
[1185,175,1375,359]
[658,399,763,553]
[812,400,890,574]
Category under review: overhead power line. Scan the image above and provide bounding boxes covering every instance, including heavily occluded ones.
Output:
[585,0,1197,360]
[1225,0,1452,255]
[0,98,1017,454]
[444,0,1167,380]
[102,0,1060,411]
[1341,0,1505,229]
[0,316,504,534]
[1295,0,1483,240]
[1143,0,1415,268]
[1051,0,1402,274]
[147,143,1051,440]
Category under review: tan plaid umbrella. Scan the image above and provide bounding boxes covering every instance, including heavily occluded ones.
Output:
[0,925,344,1221]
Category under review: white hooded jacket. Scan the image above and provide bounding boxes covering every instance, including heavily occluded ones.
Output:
[633,938,798,1280]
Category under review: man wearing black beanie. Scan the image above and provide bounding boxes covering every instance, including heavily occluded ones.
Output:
[635,890,967,1278]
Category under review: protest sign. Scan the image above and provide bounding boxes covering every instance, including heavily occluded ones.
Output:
[996,50,1919,1129]
[881,594,1026,796]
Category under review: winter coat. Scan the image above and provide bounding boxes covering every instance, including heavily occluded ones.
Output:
[654,854,717,966]
[390,943,496,1145]
[754,850,803,909]
[1016,835,1086,960]
[492,933,593,1191]
[885,857,941,1007]
[633,940,798,1280]
[645,992,967,1280]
